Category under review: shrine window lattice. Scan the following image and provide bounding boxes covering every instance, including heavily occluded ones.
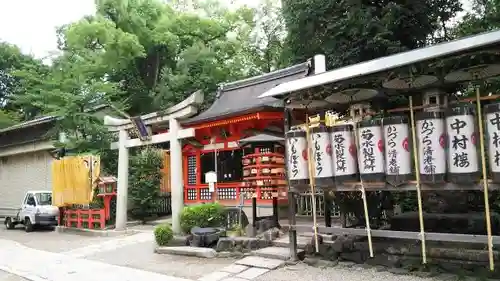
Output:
[187,155,197,186]
[186,155,197,201]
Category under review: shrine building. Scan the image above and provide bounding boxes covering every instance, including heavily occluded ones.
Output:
[156,57,323,216]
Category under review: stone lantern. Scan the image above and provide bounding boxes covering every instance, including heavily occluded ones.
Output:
[422,89,448,112]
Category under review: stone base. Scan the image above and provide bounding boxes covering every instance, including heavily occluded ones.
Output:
[167,235,190,246]
[390,212,500,234]
[216,237,270,252]
[55,226,139,237]
[300,234,500,278]
[154,246,217,258]
[251,246,305,261]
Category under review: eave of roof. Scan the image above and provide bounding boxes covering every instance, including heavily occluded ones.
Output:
[259,29,500,99]
[182,61,311,125]
[0,116,57,134]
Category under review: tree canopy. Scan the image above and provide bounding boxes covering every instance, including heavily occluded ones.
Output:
[281,0,463,68]
[0,0,286,154]
[2,0,500,154]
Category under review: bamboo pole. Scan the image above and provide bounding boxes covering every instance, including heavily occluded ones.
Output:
[475,86,495,271]
[352,121,374,258]
[408,96,427,264]
[304,116,320,253]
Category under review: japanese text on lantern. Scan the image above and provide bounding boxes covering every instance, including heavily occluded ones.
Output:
[449,118,470,169]
[361,129,375,172]
[386,125,399,174]
[312,134,323,176]
[491,113,500,168]
[288,138,300,178]
[421,120,436,174]
[334,134,346,173]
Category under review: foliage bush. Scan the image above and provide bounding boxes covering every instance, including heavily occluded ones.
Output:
[129,146,164,221]
[180,203,226,234]
[154,224,174,246]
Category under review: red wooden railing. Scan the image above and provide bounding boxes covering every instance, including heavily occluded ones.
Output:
[64,209,106,229]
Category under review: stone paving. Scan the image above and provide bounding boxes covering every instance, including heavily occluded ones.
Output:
[0,225,472,281]
[0,238,192,281]
[196,256,286,281]
[0,270,28,281]
[253,262,469,281]
[86,240,236,280]
[0,227,117,253]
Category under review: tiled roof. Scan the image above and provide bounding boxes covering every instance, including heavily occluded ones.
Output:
[182,61,311,125]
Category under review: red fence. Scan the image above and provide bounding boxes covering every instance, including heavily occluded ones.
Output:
[64,209,106,229]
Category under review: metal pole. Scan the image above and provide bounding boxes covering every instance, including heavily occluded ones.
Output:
[475,86,494,271]
[409,96,427,264]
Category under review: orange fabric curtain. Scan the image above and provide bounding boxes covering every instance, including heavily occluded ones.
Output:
[160,151,171,193]
[51,155,100,206]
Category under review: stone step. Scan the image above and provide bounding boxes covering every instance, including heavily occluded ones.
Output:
[235,256,286,269]
[299,232,336,241]
[272,236,309,249]
[251,246,305,261]
[272,234,335,249]
[154,246,217,258]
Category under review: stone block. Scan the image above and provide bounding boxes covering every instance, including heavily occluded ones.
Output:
[191,227,223,247]
[155,246,217,258]
[318,244,339,261]
[197,271,231,281]
[340,251,367,264]
[236,256,285,269]
[168,235,190,246]
[235,268,269,279]
[216,238,235,252]
[251,246,304,261]
[55,226,138,237]
[220,264,249,274]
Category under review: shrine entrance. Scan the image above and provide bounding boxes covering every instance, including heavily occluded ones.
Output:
[104,91,203,232]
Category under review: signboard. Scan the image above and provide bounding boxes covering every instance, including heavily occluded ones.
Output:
[130,116,151,141]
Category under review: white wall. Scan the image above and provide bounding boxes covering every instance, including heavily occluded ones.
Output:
[0,150,53,216]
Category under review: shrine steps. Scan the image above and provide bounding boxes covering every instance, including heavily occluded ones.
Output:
[272,232,336,250]
[250,246,305,261]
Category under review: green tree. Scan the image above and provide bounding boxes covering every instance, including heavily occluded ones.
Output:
[12,14,141,153]
[9,0,287,153]
[129,146,164,221]
[282,0,463,68]
[453,0,500,37]
[245,0,288,74]
[0,42,48,123]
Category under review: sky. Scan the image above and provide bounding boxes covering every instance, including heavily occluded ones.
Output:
[0,0,474,60]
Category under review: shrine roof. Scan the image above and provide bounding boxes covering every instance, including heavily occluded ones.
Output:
[0,116,57,148]
[0,104,110,149]
[239,133,285,144]
[182,61,311,125]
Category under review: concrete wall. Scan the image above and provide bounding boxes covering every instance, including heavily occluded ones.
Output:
[0,143,53,217]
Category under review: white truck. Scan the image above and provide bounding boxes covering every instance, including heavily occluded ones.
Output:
[3,191,59,232]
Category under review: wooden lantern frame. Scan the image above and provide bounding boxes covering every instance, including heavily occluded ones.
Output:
[262,30,500,270]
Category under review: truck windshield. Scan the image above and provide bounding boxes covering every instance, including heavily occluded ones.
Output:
[35,193,52,206]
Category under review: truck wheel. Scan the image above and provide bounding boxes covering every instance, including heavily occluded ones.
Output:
[5,218,14,230]
[24,218,33,232]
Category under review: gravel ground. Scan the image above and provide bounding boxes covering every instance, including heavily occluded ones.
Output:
[0,270,28,281]
[0,227,118,253]
[86,240,238,280]
[255,263,471,281]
